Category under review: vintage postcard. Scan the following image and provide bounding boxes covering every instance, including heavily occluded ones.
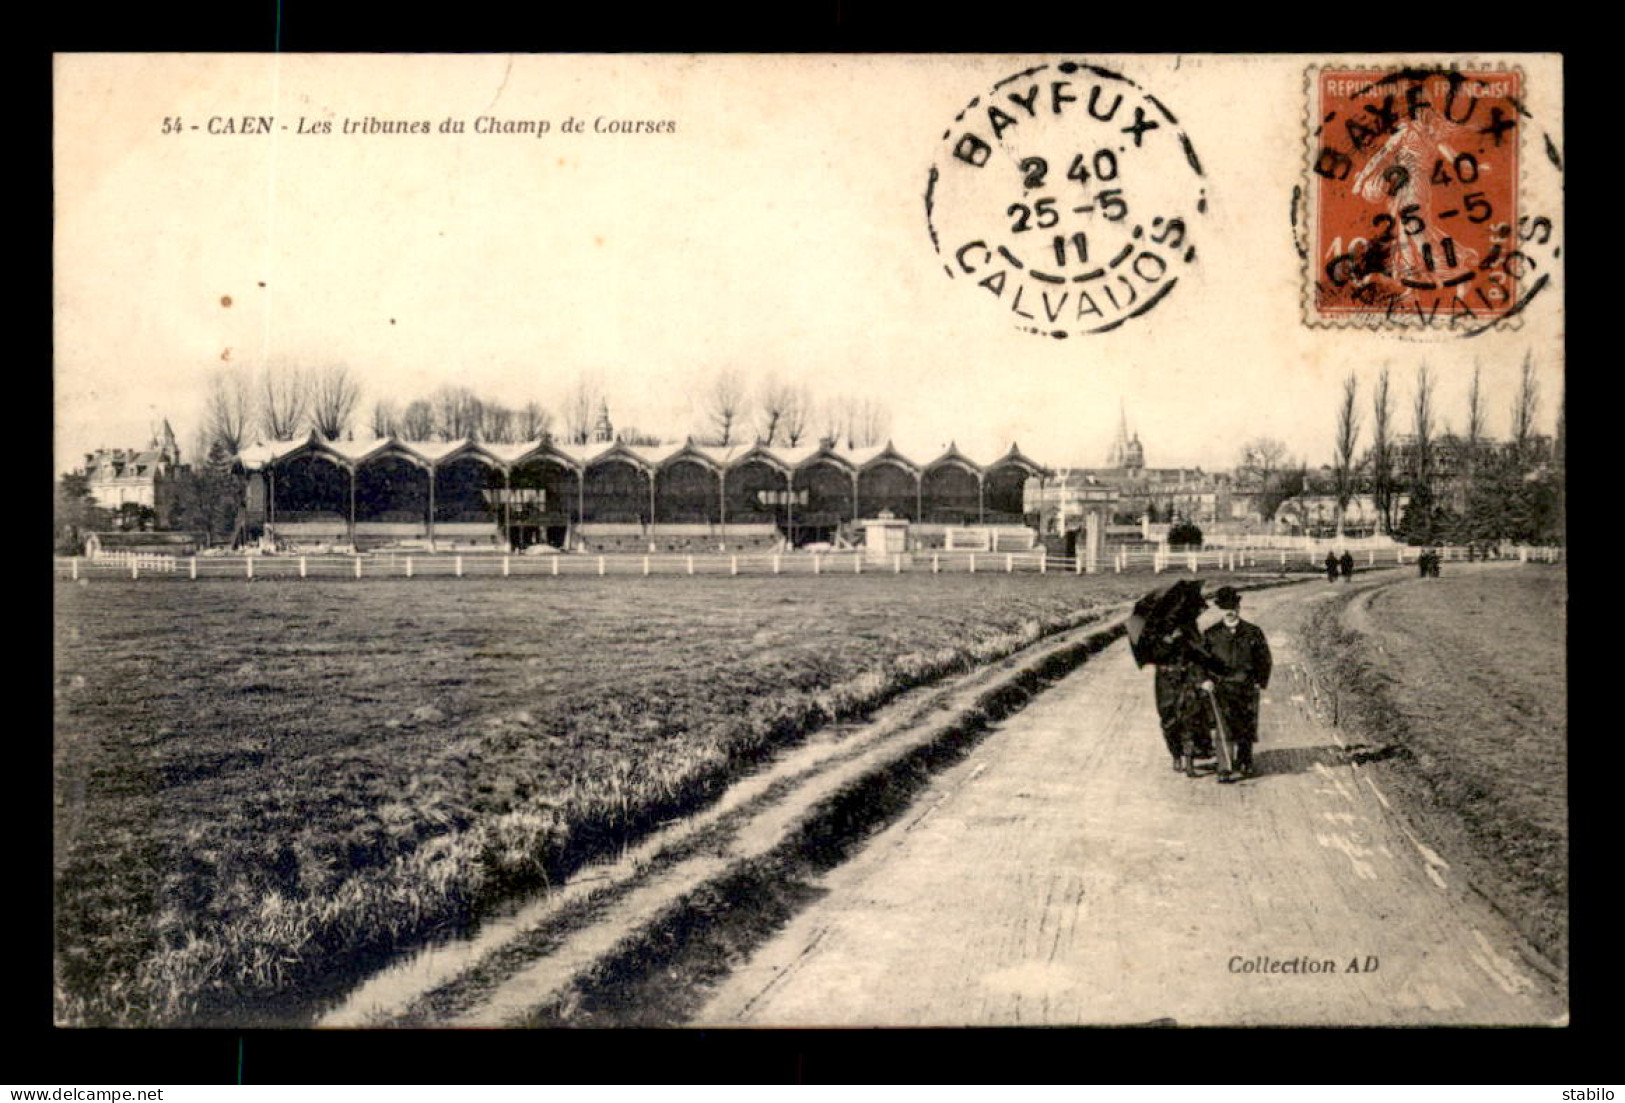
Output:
[53,54,1566,1034]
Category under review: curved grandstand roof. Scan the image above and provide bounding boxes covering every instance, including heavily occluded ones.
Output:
[237,430,1051,477]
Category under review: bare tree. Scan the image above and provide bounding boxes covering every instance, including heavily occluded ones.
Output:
[479,400,516,444]
[368,399,399,439]
[258,365,309,441]
[846,396,891,448]
[561,374,605,445]
[430,385,481,440]
[1333,373,1361,536]
[1464,362,1486,455]
[755,374,799,445]
[399,399,435,440]
[516,401,553,442]
[1411,362,1435,495]
[309,365,361,441]
[1370,366,1395,534]
[1510,351,1540,462]
[203,368,253,454]
[703,370,750,446]
[1236,437,1288,482]
[781,384,811,446]
[815,396,844,448]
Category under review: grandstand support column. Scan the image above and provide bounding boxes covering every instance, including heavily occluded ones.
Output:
[977,475,985,525]
[503,469,511,552]
[648,469,657,553]
[348,465,357,548]
[577,471,585,551]
[915,475,922,523]
[786,470,796,548]
[850,473,859,540]
[427,466,437,552]
[718,468,727,551]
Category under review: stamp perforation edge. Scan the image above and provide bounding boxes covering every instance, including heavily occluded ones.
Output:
[1298,59,1535,338]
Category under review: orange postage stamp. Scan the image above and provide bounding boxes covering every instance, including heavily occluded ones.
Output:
[1304,66,1542,333]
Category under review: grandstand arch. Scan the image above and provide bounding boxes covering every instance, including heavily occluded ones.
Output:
[922,446,984,523]
[656,455,721,524]
[857,450,922,520]
[984,445,1046,525]
[508,450,580,548]
[795,454,858,544]
[582,449,653,524]
[724,455,792,530]
[354,447,432,536]
[433,450,501,526]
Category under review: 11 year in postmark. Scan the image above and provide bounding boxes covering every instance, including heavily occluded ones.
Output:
[1301,65,1562,336]
[926,61,1208,339]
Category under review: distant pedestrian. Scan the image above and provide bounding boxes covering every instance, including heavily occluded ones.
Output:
[1339,550,1354,581]
[1325,552,1339,584]
[1202,586,1273,783]
[1417,548,1430,578]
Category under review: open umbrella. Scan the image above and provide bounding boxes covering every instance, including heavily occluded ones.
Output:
[1126,580,1207,668]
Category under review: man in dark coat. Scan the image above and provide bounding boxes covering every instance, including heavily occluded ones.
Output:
[1339,550,1355,581]
[1135,581,1219,775]
[1324,551,1339,583]
[1202,586,1273,782]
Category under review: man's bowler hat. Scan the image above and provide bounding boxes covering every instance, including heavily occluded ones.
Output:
[1213,586,1242,610]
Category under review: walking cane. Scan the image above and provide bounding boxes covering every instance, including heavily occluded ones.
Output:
[1204,685,1236,777]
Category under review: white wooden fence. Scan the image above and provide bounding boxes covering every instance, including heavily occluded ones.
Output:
[53,543,1563,582]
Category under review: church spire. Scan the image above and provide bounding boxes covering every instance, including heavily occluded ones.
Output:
[591,399,615,444]
[1108,401,1132,467]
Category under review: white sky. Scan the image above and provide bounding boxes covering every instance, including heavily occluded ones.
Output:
[53,54,1565,475]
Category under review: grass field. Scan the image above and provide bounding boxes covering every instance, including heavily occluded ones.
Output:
[1307,565,1567,970]
[54,571,1265,1026]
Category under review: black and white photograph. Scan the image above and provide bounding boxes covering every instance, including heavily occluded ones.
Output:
[51,53,1567,1041]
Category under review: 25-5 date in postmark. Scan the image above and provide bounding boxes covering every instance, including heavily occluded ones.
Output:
[1300,65,1563,335]
[925,61,1208,339]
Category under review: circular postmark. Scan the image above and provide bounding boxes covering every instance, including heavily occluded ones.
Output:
[1295,65,1563,337]
[925,60,1207,339]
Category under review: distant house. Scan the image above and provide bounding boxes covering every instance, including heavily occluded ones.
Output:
[83,531,200,558]
[81,421,184,520]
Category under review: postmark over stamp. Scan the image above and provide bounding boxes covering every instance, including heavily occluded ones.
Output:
[1302,65,1561,335]
[925,61,1207,339]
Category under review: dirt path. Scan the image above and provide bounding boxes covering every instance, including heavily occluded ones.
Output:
[694,569,1567,1026]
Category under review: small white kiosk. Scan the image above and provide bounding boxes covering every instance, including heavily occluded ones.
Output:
[857,511,910,563]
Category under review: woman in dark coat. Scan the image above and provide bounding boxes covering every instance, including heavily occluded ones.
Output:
[1132,581,1221,775]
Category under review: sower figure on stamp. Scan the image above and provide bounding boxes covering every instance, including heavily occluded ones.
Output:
[1128,580,1219,777]
[1201,586,1273,783]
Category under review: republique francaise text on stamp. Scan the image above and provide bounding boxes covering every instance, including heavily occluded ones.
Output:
[1302,65,1561,335]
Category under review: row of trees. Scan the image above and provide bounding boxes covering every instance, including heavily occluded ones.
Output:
[696,370,892,450]
[200,365,895,458]
[1325,354,1563,545]
[203,365,364,457]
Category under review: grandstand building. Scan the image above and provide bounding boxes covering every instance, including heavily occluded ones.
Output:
[236,430,1048,553]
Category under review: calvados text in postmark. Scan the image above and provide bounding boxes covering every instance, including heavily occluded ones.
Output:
[1300,65,1562,336]
[925,61,1207,339]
